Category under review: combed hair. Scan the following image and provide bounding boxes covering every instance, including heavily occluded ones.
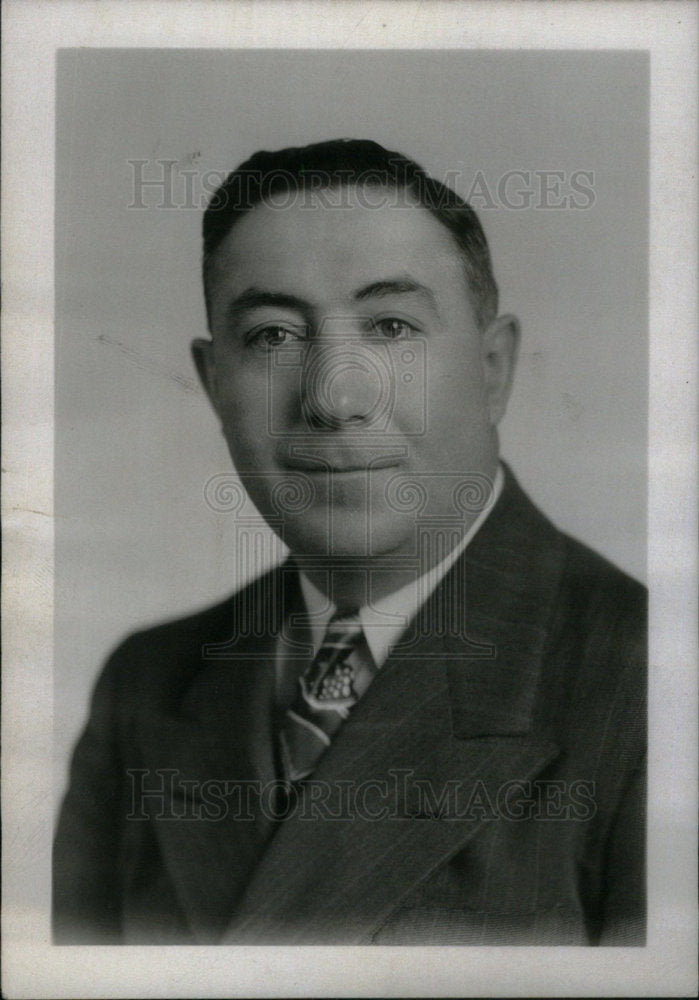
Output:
[202,138,498,331]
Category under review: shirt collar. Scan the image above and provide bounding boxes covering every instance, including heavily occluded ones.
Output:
[298,464,504,668]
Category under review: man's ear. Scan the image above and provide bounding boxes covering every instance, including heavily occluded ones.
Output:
[481,313,521,426]
[191,338,220,414]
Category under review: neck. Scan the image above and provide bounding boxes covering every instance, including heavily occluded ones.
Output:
[293,521,473,609]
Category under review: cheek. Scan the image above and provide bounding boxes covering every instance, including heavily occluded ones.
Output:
[215,357,266,412]
[420,327,486,404]
[424,363,487,430]
[216,382,273,465]
[217,358,300,427]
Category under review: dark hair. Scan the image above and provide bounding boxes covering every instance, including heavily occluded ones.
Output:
[202,138,498,331]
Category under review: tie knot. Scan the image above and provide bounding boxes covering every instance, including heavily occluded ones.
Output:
[324,610,362,643]
[301,611,364,706]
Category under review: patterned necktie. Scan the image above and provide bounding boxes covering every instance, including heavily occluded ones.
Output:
[279,610,375,783]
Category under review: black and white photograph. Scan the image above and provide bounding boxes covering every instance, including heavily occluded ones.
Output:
[3,2,697,997]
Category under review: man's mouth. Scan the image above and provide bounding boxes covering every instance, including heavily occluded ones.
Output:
[282,455,401,474]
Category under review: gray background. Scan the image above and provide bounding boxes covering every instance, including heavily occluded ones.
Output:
[55,49,648,794]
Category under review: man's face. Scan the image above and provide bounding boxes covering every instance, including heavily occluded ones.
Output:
[194,186,517,564]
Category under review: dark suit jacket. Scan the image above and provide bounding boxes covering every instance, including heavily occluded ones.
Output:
[53,469,646,945]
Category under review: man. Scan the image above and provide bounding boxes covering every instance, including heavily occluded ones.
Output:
[53,139,646,945]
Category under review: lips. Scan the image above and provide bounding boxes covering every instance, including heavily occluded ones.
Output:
[283,455,401,473]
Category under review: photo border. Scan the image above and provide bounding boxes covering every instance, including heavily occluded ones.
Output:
[2,1,697,997]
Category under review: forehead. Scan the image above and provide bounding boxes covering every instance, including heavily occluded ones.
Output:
[207,186,468,305]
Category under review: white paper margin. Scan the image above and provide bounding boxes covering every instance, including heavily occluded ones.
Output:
[2,1,697,997]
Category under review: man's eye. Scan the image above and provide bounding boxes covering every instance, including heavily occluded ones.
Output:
[248,324,307,348]
[372,317,418,339]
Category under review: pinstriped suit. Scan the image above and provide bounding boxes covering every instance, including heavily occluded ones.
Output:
[53,468,646,945]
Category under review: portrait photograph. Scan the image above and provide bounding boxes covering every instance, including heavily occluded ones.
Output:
[2,2,696,998]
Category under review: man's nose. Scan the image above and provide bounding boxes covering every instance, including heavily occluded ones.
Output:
[301,337,391,430]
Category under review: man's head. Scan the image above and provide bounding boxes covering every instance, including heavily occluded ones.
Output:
[193,139,519,580]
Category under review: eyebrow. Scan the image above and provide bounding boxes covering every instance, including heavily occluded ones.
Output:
[353,278,439,316]
[226,288,312,325]
[225,276,440,325]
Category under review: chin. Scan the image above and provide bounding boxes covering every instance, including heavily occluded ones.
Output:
[284,507,415,561]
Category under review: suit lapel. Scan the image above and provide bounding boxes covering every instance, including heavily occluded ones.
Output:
[443,464,566,740]
[221,469,567,943]
[137,566,306,942]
